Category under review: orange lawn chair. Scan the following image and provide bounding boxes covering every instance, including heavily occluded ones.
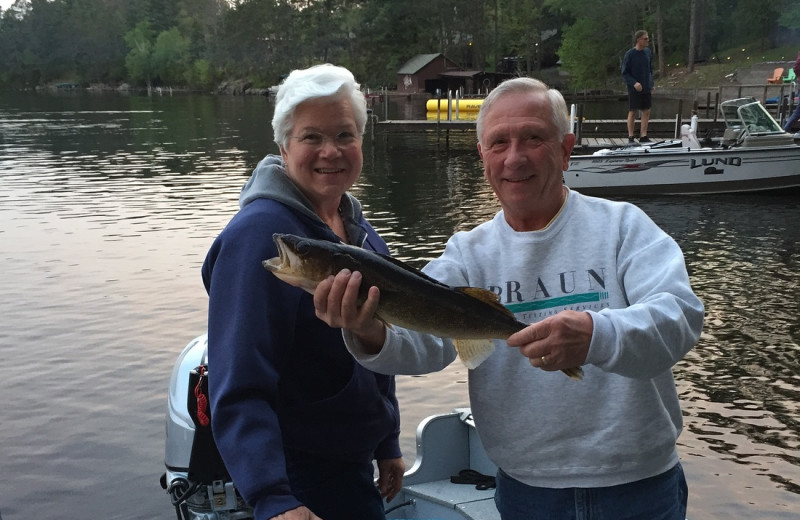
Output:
[767,67,784,84]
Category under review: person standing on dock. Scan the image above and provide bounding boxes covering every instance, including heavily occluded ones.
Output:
[622,30,654,143]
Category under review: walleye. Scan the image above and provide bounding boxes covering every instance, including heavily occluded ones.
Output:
[263,233,583,380]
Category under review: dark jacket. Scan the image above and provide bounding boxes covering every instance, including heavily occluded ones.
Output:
[622,47,654,91]
[202,155,401,520]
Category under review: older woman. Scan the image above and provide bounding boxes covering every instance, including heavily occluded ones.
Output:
[202,64,404,520]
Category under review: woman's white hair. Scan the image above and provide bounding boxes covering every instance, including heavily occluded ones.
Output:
[476,77,570,144]
[272,63,367,149]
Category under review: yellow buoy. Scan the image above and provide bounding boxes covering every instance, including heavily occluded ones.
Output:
[425,99,483,112]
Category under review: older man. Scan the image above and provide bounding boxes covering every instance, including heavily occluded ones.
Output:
[314,77,704,520]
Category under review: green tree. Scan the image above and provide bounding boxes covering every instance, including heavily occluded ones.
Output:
[124,21,156,87]
[153,27,190,85]
[63,0,128,84]
[777,0,800,29]
[210,0,299,86]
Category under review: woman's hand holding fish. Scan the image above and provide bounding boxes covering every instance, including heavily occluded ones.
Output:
[314,269,387,354]
[506,311,592,372]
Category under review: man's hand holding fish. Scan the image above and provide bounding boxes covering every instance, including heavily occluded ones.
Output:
[314,269,386,354]
[505,310,593,373]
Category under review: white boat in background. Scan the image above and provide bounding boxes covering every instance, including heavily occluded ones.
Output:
[566,97,800,196]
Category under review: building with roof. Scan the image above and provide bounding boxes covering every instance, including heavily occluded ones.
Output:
[396,53,490,95]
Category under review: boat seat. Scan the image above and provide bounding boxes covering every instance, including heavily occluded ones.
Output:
[386,409,500,520]
[680,124,702,149]
[767,67,784,84]
[739,133,797,147]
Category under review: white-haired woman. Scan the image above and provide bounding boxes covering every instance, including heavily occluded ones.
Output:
[202,64,404,520]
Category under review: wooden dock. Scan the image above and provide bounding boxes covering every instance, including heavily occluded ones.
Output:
[372,118,727,143]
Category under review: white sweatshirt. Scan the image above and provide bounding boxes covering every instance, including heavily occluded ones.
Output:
[345,189,704,488]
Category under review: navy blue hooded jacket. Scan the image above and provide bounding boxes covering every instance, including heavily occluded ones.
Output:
[202,155,401,520]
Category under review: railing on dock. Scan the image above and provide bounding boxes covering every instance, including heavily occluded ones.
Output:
[368,82,795,146]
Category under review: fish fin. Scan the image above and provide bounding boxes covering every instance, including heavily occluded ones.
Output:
[454,339,495,369]
[457,287,516,316]
[561,367,584,381]
[374,314,395,331]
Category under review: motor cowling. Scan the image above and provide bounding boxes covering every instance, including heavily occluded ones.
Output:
[161,334,253,520]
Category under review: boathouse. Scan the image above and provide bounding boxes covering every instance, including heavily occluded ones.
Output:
[397,53,487,95]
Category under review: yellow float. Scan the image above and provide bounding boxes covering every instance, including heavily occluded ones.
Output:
[425,98,484,112]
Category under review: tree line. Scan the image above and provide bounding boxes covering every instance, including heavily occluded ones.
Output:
[0,0,798,92]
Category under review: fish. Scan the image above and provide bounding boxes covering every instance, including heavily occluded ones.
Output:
[263,233,583,380]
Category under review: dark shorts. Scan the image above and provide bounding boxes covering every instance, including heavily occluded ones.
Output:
[627,87,652,111]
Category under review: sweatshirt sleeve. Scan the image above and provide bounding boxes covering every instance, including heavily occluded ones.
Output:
[341,245,463,375]
[373,384,403,461]
[584,214,704,379]
[202,214,304,520]
[344,326,458,375]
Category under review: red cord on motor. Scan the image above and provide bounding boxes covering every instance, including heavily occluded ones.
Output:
[194,366,210,426]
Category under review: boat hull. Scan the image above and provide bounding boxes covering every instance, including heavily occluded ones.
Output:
[566,145,800,196]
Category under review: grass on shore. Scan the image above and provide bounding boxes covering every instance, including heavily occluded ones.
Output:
[660,45,798,88]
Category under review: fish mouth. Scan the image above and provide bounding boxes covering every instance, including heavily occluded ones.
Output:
[264,234,299,273]
[263,234,327,294]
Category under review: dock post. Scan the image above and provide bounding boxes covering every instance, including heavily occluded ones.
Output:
[569,104,577,134]
[436,89,441,142]
[674,99,683,138]
[776,85,786,119]
[447,90,453,121]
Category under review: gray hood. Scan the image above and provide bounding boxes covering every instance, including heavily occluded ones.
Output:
[238,154,367,244]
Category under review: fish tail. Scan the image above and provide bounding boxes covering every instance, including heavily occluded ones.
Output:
[561,367,584,380]
[453,339,496,369]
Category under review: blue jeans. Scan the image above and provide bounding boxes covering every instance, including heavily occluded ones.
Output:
[494,463,687,520]
[285,450,385,520]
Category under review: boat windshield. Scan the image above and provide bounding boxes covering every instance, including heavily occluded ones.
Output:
[719,97,784,134]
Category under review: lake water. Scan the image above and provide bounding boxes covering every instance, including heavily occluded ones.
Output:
[0,92,798,520]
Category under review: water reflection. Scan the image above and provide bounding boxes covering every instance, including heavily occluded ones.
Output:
[0,93,797,520]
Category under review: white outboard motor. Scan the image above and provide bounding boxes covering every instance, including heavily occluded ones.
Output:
[160,334,253,520]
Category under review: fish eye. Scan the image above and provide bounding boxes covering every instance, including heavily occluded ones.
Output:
[296,242,311,254]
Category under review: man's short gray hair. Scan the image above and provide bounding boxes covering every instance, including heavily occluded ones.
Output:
[272,64,367,149]
[476,77,570,144]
